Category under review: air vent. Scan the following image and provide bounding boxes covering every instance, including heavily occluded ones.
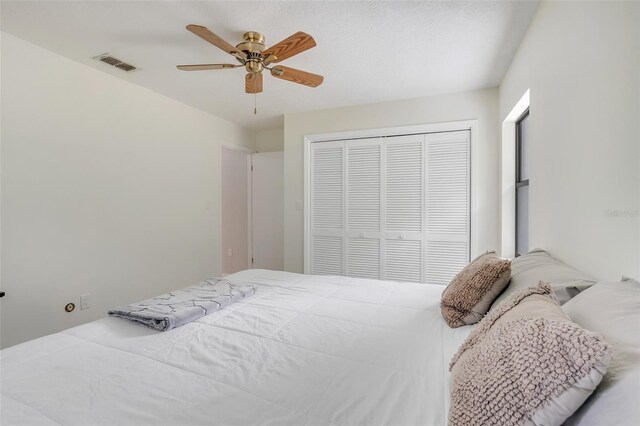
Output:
[93,53,137,72]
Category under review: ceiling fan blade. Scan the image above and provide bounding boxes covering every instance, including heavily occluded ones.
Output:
[245,72,263,94]
[262,32,316,63]
[271,66,323,88]
[177,64,240,71]
[186,25,246,60]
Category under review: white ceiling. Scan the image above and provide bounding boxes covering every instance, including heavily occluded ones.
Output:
[1,1,538,130]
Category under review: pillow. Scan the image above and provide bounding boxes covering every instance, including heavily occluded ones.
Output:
[449,282,612,426]
[563,278,640,381]
[562,277,640,425]
[440,251,511,328]
[563,367,640,426]
[490,249,596,309]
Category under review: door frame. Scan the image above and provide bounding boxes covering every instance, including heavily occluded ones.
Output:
[303,119,479,274]
[219,144,254,275]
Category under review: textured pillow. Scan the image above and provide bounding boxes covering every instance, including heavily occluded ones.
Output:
[449,283,612,426]
[491,249,596,309]
[563,278,640,381]
[440,252,511,328]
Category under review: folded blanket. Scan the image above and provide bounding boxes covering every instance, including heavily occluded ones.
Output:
[108,279,255,331]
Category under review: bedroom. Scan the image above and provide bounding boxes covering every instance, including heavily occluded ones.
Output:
[1,0,639,425]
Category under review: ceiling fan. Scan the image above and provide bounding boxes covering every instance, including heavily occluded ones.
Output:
[177,25,324,95]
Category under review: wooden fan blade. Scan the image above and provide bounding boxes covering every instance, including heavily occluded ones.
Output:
[177,64,240,71]
[271,66,323,87]
[186,25,246,59]
[262,32,316,63]
[245,72,263,94]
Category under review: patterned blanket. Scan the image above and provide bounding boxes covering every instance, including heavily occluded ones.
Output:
[108,279,255,331]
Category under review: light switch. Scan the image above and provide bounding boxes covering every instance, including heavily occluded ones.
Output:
[295,200,303,211]
[227,248,233,257]
[80,293,90,310]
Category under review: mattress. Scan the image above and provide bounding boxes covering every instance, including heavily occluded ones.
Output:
[1,269,472,426]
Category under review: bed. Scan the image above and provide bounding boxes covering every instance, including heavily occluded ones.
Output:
[1,269,473,426]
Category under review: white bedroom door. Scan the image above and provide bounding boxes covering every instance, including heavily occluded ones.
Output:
[251,151,284,270]
[221,146,251,275]
[309,130,470,285]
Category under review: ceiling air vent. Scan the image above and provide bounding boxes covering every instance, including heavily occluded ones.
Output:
[93,53,137,72]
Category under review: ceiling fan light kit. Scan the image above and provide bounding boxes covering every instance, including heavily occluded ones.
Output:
[178,25,323,101]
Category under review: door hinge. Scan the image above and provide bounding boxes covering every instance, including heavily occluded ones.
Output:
[251,164,254,171]
[251,257,254,264]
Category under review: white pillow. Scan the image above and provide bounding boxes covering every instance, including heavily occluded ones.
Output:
[563,278,640,380]
[562,278,640,425]
[491,249,596,309]
[563,367,640,426]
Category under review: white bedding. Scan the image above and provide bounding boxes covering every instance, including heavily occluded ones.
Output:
[1,269,472,426]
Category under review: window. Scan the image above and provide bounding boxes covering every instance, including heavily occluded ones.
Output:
[515,109,530,257]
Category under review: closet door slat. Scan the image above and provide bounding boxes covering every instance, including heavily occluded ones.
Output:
[311,236,343,275]
[385,137,423,233]
[385,239,422,283]
[346,237,380,279]
[312,144,343,230]
[347,142,381,231]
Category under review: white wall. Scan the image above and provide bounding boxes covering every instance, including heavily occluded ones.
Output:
[499,1,640,280]
[0,33,254,348]
[284,88,499,273]
[255,127,284,153]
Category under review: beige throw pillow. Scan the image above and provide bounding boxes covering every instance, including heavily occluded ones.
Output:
[440,252,511,328]
[448,283,612,426]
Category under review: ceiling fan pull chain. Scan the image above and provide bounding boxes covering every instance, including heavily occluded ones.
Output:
[254,93,257,115]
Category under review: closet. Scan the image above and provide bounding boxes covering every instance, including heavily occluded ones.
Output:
[308,130,470,285]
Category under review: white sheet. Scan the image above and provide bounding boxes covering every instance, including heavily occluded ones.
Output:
[1,269,472,426]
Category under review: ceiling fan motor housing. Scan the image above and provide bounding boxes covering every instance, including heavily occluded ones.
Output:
[236,31,266,53]
[237,32,266,74]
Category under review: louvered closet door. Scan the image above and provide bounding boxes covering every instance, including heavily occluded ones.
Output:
[310,141,344,275]
[425,130,470,285]
[345,139,382,279]
[308,130,470,283]
[384,134,425,282]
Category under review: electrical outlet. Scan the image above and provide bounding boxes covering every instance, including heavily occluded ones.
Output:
[227,248,233,257]
[80,293,90,310]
